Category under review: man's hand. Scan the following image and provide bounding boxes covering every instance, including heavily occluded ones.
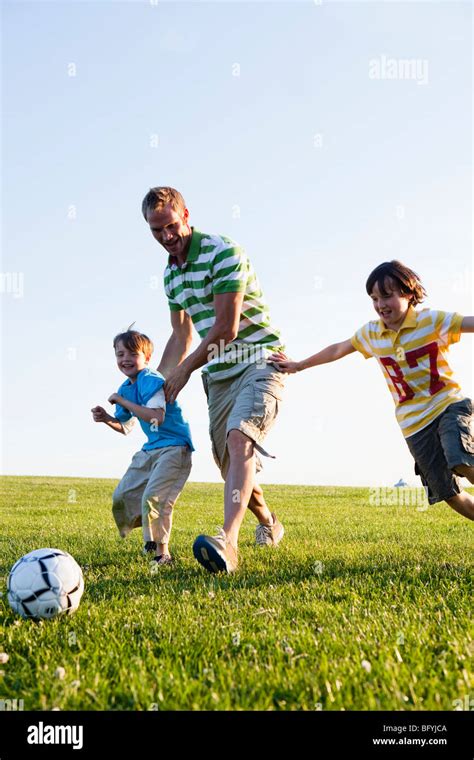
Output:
[91,405,110,422]
[108,393,121,405]
[267,352,301,374]
[164,364,191,403]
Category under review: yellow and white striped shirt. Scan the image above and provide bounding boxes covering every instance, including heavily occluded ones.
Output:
[351,307,464,438]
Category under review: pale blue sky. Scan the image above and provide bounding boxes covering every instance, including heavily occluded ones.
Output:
[2,0,472,486]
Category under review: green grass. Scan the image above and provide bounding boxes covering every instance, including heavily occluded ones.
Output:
[0,476,472,711]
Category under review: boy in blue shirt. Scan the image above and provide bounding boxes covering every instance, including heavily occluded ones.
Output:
[91,329,194,565]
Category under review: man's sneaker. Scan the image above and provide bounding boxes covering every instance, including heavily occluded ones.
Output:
[193,529,238,573]
[255,513,284,547]
[143,541,157,556]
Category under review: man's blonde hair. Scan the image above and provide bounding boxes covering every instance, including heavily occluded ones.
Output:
[141,186,187,220]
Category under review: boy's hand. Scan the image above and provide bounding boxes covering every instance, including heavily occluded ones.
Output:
[108,393,121,405]
[268,352,301,374]
[91,405,110,422]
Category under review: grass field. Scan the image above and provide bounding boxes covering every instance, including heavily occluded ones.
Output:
[0,476,472,711]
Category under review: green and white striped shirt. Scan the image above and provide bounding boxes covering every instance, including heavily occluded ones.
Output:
[164,228,284,380]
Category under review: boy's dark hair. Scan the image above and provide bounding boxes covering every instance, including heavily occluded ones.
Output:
[141,186,187,221]
[366,260,427,306]
[113,329,154,358]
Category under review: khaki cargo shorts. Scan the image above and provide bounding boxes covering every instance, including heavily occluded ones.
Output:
[112,445,192,539]
[202,362,285,478]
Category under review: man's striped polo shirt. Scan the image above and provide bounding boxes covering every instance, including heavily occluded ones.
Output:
[164,228,284,380]
[351,307,465,438]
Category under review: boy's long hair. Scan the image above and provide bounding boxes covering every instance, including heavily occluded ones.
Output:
[366,261,427,306]
[113,327,154,359]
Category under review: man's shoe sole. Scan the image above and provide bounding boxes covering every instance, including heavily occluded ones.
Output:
[193,535,230,573]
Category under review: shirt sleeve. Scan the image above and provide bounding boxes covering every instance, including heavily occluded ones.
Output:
[145,388,166,410]
[212,243,248,295]
[137,372,165,406]
[114,403,133,424]
[120,418,136,435]
[164,268,183,312]
[167,296,183,312]
[433,311,463,347]
[351,324,374,359]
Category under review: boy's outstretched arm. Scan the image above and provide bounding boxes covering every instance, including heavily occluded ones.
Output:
[461,317,474,332]
[269,339,356,373]
[108,394,165,426]
[91,405,127,434]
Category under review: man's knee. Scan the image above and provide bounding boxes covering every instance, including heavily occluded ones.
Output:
[226,429,254,460]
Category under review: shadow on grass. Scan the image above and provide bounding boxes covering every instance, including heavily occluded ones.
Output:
[80,555,472,603]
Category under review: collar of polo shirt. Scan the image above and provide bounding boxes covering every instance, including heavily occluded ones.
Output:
[168,227,203,268]
[377,304,417,336]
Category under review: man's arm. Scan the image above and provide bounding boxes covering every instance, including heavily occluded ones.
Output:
[461,316,474,333]
[108,395,165,426]
[164,290,244,401]
[269,339,356,373]
[157,309,194,378]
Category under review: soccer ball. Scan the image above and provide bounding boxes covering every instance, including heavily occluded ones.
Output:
[7,548,84,620]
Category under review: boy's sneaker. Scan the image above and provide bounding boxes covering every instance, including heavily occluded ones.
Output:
[193,529,238,573]
[143,541,157,556]
[255,513,284,547]
[152,555,173,566]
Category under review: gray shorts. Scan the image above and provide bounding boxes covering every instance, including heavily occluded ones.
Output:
[202,362,285,478]
[406,398,474,504]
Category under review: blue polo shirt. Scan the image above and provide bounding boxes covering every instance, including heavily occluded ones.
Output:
[114,368,194,452]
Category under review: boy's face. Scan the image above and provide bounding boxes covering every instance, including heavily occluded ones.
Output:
[146,202,192,261]
[115,341,149,382]
[370,279,412,331]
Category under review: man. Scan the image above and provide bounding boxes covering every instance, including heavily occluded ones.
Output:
[142,186,286,573]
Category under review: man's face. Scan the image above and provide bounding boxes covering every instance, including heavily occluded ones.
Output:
[146,203,191,260]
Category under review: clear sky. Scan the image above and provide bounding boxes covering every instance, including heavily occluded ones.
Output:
[2,0,472,487]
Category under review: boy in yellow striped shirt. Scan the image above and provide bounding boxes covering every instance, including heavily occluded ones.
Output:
[270,261,474,521]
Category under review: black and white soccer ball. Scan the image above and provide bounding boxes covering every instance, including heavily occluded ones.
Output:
[7,548,84,620]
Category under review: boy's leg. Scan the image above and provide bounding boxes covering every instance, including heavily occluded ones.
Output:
[406,415,468,519]
[438,399,474,520]
[112,451,150,538]
[405,399,474,523]
[142,446,192,559]
[446,491,474,521]
[446,464,474,519]
[453,464,474,483]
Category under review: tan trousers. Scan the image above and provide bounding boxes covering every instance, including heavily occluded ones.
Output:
[112,446,192,543]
